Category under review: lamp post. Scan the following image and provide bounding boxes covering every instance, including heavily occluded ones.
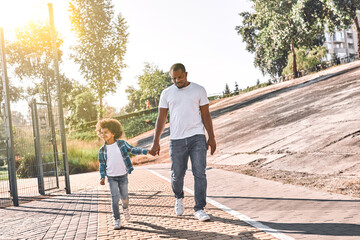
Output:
[48,3,70,194]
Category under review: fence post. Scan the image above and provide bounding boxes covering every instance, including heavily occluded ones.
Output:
[48,3,71,194]
[0,28,19,206]
[30,99,45,195]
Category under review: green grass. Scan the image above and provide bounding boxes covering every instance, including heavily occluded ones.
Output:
[0,166,8,180]
[66,139,101,174]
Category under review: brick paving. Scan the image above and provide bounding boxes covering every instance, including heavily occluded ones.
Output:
[145,163,360,240]
[0,170,277,240]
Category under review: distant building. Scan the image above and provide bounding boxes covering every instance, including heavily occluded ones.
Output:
[324,11,360,61]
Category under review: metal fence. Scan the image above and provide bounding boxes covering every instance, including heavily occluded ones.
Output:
[0,107,11,207]
[0,24,70,208]
[0,100,67,207]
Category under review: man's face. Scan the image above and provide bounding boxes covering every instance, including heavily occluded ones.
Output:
[170,69,188,88]
[100,128,115,142]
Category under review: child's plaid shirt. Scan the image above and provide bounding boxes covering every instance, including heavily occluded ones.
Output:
[98,139,148,179]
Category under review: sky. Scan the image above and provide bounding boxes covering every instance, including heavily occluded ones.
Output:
[0,0,267,113]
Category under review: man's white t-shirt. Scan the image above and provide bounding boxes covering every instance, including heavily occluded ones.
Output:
[158,82,209,140]
[106,142,127,176]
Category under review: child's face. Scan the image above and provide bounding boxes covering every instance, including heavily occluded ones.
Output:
[100,128,115,142]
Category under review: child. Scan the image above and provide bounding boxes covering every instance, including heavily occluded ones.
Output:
[96,118,152,230]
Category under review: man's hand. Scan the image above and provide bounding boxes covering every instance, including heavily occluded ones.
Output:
[207,137,216,155]
[100,178,105,185]
[150,142,160,156]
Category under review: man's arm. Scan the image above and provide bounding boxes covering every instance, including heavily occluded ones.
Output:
[150,108,168,155]
[200,104,216,155]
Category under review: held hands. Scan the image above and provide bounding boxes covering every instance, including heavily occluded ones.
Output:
[100,178,105,185]
[149,142,160,156]
[207,137,216,155]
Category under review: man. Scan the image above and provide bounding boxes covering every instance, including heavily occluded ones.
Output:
[150,63,216,221]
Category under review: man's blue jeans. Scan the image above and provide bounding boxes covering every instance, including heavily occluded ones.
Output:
[169,134,207,211]
[107,174,129,220]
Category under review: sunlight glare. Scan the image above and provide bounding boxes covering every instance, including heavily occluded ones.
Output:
[0,0,50,39]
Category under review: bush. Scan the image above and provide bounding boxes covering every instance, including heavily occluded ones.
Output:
[16,155,37,178]
[16,154,58,178]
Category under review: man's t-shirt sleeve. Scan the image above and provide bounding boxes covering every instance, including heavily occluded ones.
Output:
[158,90,169,108]
[199,86,210,106]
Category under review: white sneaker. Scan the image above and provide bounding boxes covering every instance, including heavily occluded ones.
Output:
[123,208,131,221]
[174,198,184,216]
[113,219,121,230]
[194,210,210,221]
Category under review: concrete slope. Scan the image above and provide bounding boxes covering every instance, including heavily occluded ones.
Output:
[208,61,360,176]
[133,60,360,176]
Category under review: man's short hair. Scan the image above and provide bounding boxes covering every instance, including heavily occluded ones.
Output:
[96,118,125,139]
[170,63,186,73]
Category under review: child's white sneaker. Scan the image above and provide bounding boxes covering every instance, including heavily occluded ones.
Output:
[174,198,184,216]
[113,219,121,230]
[194,210,210,221]
[123,208,131,221]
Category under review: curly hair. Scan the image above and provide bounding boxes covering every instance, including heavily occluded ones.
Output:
[95,118,125,139]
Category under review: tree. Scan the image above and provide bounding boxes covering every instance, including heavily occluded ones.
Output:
[329,0,360,58]
[124,86,142,113]
[125,63,172,112]
[138,63,171,107]
[223,83,231,96]
[6,22,69,102]
[69,0,129,119]
[234,81,240,95]
[66,84,97,127]
[236,0,334,78]
[283,46,328,75]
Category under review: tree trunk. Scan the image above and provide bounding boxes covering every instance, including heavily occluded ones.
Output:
[291,41,298,78]
[354,15,360,59]
[99,95,103,119]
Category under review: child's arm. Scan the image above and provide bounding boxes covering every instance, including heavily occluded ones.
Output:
[98,148,106,184]
[124,141,148,155]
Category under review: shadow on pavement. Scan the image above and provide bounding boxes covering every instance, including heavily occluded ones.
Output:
[123,221,264,239]
[261,221,360,237]
[207,195,360,203]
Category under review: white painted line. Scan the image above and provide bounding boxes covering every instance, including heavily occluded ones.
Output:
[147,169,294,240]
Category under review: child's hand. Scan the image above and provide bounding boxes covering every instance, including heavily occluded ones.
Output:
[100,178,105,185]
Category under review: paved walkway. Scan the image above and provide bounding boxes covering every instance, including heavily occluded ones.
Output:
[0,164,359,240]
[144,164,360,240]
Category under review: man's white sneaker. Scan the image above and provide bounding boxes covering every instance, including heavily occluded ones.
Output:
[123,208,131,221]
[174,198,184,216]
[194,210,210,221]
[113,219,121,230]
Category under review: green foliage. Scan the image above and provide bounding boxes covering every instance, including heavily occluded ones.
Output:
[125,63,172,113]
[16,155,37,178]
[236,0,337,78]
[69,130,98,141]
[69,0,129,118]
[121,112,161,139]
[16,154,57,178]
[67,84,98,128]
[328,0,360,57]
[234,81,240,95]
[7,21,73,104]
[223,83,231,97]
[283,46,328,75]
[69,109,164,140]
[138,63,172,107]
